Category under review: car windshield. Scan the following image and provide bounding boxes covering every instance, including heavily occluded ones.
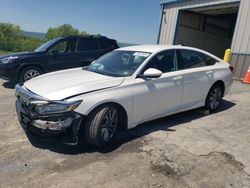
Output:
[87,50,151,77]
[34,38,61,52]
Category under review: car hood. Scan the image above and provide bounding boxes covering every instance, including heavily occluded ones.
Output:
[24,68,125,100]
[0,51,30,59]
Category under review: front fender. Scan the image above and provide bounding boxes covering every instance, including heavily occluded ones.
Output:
[17,62,47,73]
[70,85,133,125]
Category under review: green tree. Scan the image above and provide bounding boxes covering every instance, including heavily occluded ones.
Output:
[46,24,88,40]
[0,22,94,54]
[19,36,43,52]
[0,22,43,53]
[0,22,22,51]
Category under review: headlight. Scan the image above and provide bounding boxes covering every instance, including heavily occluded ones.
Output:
[34,100,82,115]
[1,56,18,64]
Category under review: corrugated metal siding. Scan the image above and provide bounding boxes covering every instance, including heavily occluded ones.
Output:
[230,54,250,78]
[226,0,250,78]
[159,0,250,78]
[231,0,250,54]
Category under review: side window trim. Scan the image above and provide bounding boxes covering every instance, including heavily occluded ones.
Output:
[172,49,178,72]
[176,49,182,70]
[76,38,80,52]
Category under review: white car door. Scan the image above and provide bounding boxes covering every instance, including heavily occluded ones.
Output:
[132,50,183,124]
[177,49,217,108]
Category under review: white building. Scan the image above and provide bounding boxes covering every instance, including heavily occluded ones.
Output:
[158,0,250,78]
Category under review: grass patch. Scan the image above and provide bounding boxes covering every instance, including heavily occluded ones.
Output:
[0,50,12,55]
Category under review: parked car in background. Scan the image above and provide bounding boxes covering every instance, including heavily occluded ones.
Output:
[0,35,118,83]
[15,45,233,147]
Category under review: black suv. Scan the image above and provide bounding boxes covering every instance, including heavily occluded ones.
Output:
[0,35,118,83]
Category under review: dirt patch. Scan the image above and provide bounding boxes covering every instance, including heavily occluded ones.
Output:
[200,151,246,172]
[151,162,179,177]
[144,140,250,188]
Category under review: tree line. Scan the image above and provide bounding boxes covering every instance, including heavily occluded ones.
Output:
[0,22,90,53]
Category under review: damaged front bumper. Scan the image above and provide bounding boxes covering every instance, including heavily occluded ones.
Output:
[15,84,84,145]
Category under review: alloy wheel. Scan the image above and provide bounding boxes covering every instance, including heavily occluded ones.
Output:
[24,69,40,81]
[100,109,118,142]
[209,86,222,110]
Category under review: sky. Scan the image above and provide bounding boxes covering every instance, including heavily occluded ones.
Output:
[0,0,163,44]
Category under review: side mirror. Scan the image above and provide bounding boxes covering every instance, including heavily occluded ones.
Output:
[143,68,162,78]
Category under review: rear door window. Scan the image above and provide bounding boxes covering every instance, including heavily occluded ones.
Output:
[178,49,217,70]
[99,38,113,50]
[77,38,98,51]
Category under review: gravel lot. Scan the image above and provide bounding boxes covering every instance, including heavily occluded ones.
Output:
[0,79,250,188]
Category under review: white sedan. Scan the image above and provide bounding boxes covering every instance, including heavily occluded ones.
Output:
[15,45,233,147]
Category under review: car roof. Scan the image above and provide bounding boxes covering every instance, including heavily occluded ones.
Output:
[117,45,221,60]
[117,45,171,53]
[117,44,206,54]
[116,44,221,61]
[62,35,109,40]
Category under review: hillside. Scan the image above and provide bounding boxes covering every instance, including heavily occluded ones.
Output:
[117,42,137,47]
[21,30,45,39]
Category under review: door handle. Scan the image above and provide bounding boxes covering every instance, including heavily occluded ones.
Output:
[173,76,183,80]
[206,71,213,74]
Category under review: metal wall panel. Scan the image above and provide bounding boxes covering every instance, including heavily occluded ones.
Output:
[231,54,250,78]
[230,0,250,78]
[159,7,179,44]
[231,0,250,54]
[233,54,245,77]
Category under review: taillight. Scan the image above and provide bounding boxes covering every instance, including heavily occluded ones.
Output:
[229,65,234,73]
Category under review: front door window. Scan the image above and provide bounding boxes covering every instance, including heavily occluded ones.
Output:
[49,39,76,54]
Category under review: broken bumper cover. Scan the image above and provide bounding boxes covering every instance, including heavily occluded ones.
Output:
[15,84,84,145]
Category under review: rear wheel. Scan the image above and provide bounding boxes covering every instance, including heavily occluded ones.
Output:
[205,84,223,112]
[84,105,119,147]
[19,66,43,83]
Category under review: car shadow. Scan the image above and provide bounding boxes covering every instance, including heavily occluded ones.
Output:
[1,80,16,89]
[27,99,236,155]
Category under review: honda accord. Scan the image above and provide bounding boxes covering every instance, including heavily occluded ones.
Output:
[15,45,233,147]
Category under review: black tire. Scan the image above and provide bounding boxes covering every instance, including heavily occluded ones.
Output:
[205,84,223,112]
[84,105,119,147]
[19,66,43,83]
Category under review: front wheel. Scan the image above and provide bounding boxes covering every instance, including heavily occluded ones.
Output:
[84,105,119,147]
[19,66,43,83]
[205,84,223,112]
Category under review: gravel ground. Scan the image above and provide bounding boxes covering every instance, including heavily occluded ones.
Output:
[0,79,250,188]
